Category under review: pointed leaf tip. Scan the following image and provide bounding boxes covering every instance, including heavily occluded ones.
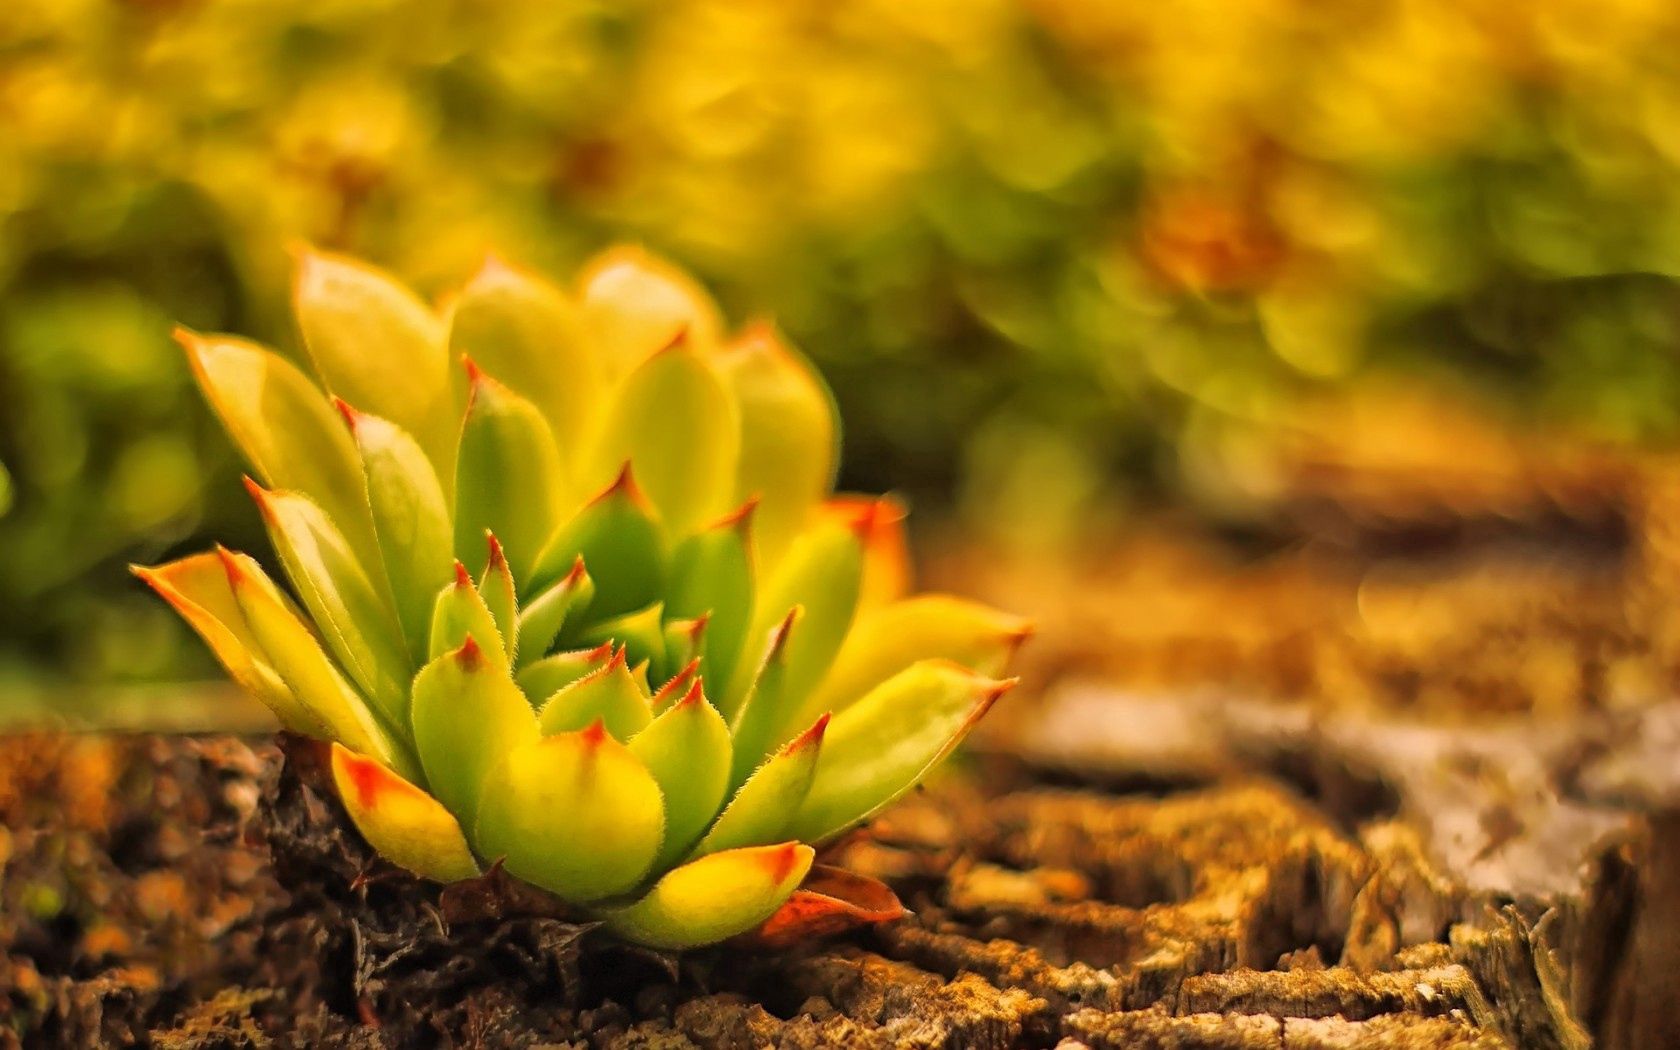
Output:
[453,561,473,588]
[714,496,759,534]
[485,532,509,571]
[785,712,831,755]
[651,659,702,708]
[760,841,806,883]
[580,717,609,747]
[240,475,274,514]
[675,678,705,710]
[657,324,691,354]
[457,634,485,669]
[332,396,360,430]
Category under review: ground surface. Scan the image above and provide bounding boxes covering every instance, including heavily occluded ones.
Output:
[0,724,1652,1048]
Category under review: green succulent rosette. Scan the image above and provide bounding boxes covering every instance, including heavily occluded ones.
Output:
[137,246,1028,949]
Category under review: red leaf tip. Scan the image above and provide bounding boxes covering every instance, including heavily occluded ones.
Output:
[579,717,609,748]
[784,712,830,755]
[563,555,589,586]
[332,396,361,431]
[606,645,629,672]
[652,659,702,707]
[674,678,706,711]
[485,532,508,572]
[713,496,759,534]
[656,324,691,355]
[456,634,485,670]
[592,462,650,509]
[453,561,473,588]
[767,606,801,656]
[759,842,807,885]
[215,546,247,589]
[583,641,616,663]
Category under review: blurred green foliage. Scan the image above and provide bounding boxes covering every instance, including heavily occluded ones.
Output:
[3,0,1680,682]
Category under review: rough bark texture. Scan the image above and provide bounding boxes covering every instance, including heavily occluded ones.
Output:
[0,725,1655,1049]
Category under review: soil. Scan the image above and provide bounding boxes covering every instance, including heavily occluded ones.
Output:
[0,716,1659,1048]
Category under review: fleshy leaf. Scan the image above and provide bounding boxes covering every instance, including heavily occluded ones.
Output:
[338,401,455,659]
[132,555,317,733]
[804,595,1031,722]
[724,608,800,780]
[293,247,454,472]
[787,660,1015,844]
[531,467,664,621]
[516,643,614,704]
[429,563,508,672]
[473,720,666,902]
[665,500,755,696]
[576,601,667,680]
[478,534,520,664]
[600,843,813,951]
[715,324,838,568]
[410,637,538,827]
[839,494,911,612]
[584,336,739,537]
[516,556,593,666]
[627,680,732,870]
[448,255,598,461]
[454,360,564,577]
[245,480,411,727]
[662,615,709,674]
[698,713,827,856]
[578,245,724,380]
[536,647,652,741]
[219,548,413,778]
[649,659,701,714]
[745,865,907,949]
[177,330,378,564]
[724,511,864,719]
[330,744,480,883]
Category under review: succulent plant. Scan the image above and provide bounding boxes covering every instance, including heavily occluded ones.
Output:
[136,246,1028,949]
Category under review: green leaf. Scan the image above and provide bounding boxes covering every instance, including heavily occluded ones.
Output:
[697,712,827,857]
[478,534,520,664]
[627,679,732,870]
[584,336,739,537]
[787,661,1015,844]
[133,554,318,734]
[410,637,538,827]
[448,255,598,465]
[338,402,455,659]
[715,324,838,568]
[649,659,701,713]
[293,247,454,472]
[177,329,378,567]
[330,744,480,883]
[665,501,755,696]
[536,647,652,741]
[516,557,594,667]
[473,721,665,902]
[532,467,665,619]
[724,512,864,719]
[805,594,1031,722]
[516,643,614,704]
[429,563,508,672]
[724,608,800,779]
[578,245,725,381]
[599,843,812,950]
[662,616,708,676]
[576,601,667,680]
[246,480,411,728]
[219,548,413,778]
[454,360,564,578]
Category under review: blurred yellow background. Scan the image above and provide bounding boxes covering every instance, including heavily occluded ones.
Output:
[4,0,1680,689]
